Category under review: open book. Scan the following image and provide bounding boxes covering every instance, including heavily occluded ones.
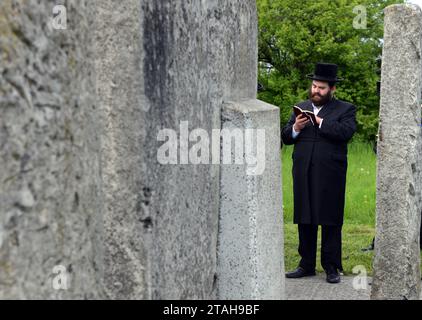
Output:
[293,105,317,126]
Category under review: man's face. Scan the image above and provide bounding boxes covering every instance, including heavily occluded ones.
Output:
[308,80,335,106]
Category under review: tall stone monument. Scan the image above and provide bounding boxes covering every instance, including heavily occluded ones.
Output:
[372,4,422,300]
[0,0,101,299]
[0,0,284,299]
[217,99,284,299]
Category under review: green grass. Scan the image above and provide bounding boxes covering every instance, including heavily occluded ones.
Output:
[282,141,377,275]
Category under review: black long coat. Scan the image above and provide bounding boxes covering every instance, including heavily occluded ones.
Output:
[281,98,357,226]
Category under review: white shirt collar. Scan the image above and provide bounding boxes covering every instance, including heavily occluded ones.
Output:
[311,103,323,115]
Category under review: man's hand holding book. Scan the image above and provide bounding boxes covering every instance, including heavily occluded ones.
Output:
[293,105,322,132]
[293,114,309,132]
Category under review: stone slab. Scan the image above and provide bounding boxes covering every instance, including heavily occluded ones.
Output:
[217,99,284,299]
[372,3,422,300]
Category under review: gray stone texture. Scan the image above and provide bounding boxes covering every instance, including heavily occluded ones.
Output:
[97,0,258,300]
[372,4,422,300]
[286,276,371,300]
[1,0,261,299]
[0,0,102,299]
[217,99,284,299]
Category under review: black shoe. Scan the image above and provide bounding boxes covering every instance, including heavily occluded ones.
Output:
[326,269,341,284]
[286,267,316,278]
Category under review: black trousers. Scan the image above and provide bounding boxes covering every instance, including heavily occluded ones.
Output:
[298,224,343,272]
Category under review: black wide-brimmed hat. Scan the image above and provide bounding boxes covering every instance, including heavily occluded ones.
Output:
[307,62,343,82]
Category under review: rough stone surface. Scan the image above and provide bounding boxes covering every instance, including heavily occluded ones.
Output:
[0,0,102,299]
[286,276,422,300]
[217,99,284,299]
[372,4,422,300]
[286,276,371,300]
[1,0,260,299]
[102,0,256,300]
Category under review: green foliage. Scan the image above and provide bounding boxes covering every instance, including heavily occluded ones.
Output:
[257,0,404,142]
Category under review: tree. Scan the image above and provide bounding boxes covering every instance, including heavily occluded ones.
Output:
[257,0,403,142]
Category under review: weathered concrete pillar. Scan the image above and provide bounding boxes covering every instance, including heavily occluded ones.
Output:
[0,0,102,299]
[372,4,422,300]
[217,100,284,299]
[95,0,263,299]
[95,0,220,299]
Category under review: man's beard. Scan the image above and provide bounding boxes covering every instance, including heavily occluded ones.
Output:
[308,88,333,106]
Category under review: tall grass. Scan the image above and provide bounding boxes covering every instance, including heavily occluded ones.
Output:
[344,142,377,226]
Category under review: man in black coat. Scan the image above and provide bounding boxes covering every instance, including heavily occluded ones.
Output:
[281,63,357,283]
